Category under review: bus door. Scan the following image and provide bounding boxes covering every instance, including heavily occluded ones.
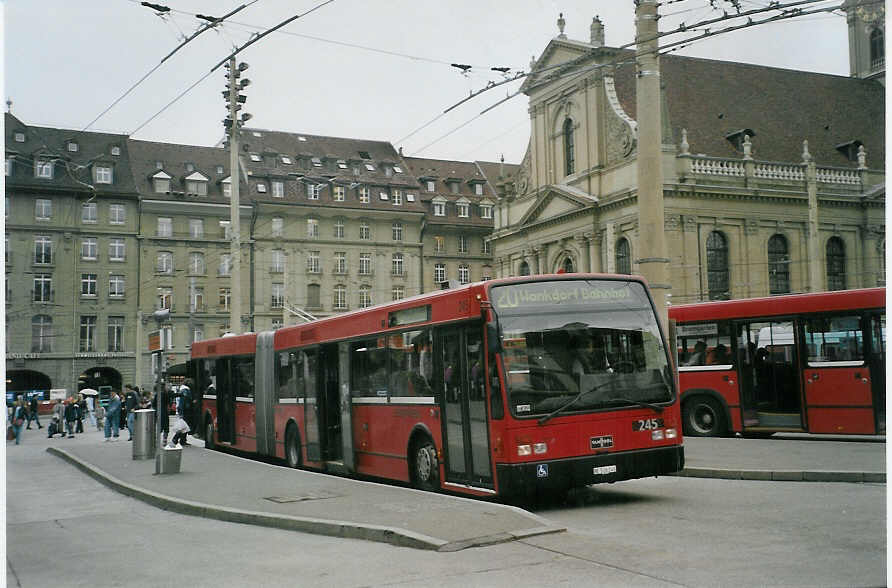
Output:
[253,332,276,457]
[319,343,342,461]
[216,358,236,443]
[802,314,876,434]
[867,313,885,433]
[736,320,802,431]
[302,348,321,462]
[437,325,493,489]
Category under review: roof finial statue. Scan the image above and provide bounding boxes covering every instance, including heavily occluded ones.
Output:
[801,139,812,163]
[557,13,566,38]
[742,134,753,160]
[590,15,604,47]
[857,144,867,169]
[500,153,505,178]
[680,128,690,155]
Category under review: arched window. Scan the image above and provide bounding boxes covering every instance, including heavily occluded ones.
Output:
[32,314,53,352]
[767,234,790,295]
[826,237,846,291]
[616,238,631,275]
[518,260,530,276]
[870,28,884,68]
[563,118,575,176]
[706,231,730,300]
[562,257,575,273]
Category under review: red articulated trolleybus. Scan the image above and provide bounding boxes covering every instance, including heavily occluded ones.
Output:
[190,274,684,498]
[670,287,885,437]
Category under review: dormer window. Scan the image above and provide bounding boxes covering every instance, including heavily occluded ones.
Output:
[155,161,164,170]
[337,160,347,169]
[433,197,446,216]
[34,159,53,179]
[364,163,375,171]
[94,165,113,184]
[456,200,469,217]
[152,171,171,193]
[379,191,389,201]
[474,183,484,196]
[185,171,208,195]
[393,165,403,174]
[725,128,756,152]
[110,146,121,156]
[281,156,292,165]
[384,165,393,177]
[406,193,416,202]
[426,180,435,192]
[448,181,460,194]
[67,141,78,152]
[311,157,322,167]
[185,162,195,172]
[221,176,232,198]
[256,182,267,193]
[298,136,307,142]
[835,140,863,162]
[358,151,371,160]
[249,153,261,162]
[480,203,493,219]
[14,132,25,143]
[216,165,224,174]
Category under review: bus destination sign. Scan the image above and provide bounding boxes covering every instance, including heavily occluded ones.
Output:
[492,281,634,311]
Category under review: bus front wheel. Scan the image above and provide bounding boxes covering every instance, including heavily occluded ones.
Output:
[285,425,301,469]
[411,438,439,491]
[683,396,726,437]
[205,420,215,450]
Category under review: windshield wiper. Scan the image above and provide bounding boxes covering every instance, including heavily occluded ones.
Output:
[602,397,665,413]
[537,380,613,425]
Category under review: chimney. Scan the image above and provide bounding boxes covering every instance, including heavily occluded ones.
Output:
[590,15,604,47]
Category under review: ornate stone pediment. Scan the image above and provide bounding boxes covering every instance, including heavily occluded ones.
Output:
[517,185,596,228]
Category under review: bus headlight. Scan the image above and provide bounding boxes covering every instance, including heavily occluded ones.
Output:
[665,428,678,439]
[533,442,547,454]
[651,430,665,441]
[517,444,532,456]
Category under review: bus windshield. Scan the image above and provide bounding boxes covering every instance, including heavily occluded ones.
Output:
[490,279,673,418]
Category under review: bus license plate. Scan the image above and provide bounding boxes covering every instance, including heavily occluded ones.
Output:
[633,418,664,431]
[593,465,617,476]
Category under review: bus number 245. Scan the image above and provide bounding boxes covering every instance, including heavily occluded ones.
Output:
[633,418,664,431]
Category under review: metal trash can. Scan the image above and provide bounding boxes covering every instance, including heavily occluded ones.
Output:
[132,409,155,460]
[156,445,182,474]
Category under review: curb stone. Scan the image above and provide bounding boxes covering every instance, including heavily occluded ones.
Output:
[673,467,885,483]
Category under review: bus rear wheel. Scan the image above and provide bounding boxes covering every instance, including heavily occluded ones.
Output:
[205,420,215,450]
[683,396,726,437]
[411,438,439,491]
[285,425,301,469]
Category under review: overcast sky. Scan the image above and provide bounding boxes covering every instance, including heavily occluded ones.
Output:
[4,0,850,164]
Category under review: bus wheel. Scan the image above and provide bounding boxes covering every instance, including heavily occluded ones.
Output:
[204,420,215,450]
[683,396,726,437]
[285,425,301,469]
[411,438,439,491]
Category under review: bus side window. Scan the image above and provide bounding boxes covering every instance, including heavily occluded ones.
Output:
[276,352,297,401]
[351,338,387,398]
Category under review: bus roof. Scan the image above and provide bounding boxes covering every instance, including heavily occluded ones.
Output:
[669,287,885,323]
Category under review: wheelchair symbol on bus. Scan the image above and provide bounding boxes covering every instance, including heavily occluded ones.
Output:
[536,464,548,478]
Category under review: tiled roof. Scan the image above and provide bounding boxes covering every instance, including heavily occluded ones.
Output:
[403,157,494,198]
[127,139,231,202]
[5,113,138,195]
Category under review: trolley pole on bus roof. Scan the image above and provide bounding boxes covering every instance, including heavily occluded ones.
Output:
[635,0,672,331]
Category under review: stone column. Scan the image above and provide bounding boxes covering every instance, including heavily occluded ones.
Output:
[604,223,616,273]
[538,243,549,274]
[804,141,822,292]
[530,247,541,274]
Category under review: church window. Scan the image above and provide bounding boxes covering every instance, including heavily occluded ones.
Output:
[870,28,884,69]
[563,118,575,176]
[562,258,574,273]
[826,237,846,291]
[768,234,790,295]
[616,238,631,275]
[706,231,730,300]
[519,261,530,276]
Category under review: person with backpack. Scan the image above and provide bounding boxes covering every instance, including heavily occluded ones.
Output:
[10,397,27,445]
[26,395,42,430]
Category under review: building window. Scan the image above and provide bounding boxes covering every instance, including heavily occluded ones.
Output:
[334,219,345,239]
[563,118,575,176]
[334,186,345,201]
[480,204,492,219]
[433,200,446,216]
[482,238,491,254]
[161,326,174,350]
[157,286,173,310]
[94,166,113,184]
[31,315,53,352]
[307,283,321,308]
[35,159,53,179]
[34,236,53,265]
[474,183,484,196]
[392,253,404,276]
[219,288,231,310]
[218,254,231,276]
[271,217,283,237]
[107,316,124,352]
[379,191,389,201]
[79,316,97,352]
[307,183,322,200]
[81,238,98,261]
[519,261,530,276]
[359,187,370,203]
[109,204,125,224]
[281,156,292,165]
[68,141,78,152]
[109,238,125,261]
[189,218,204,238]
[616,238,631,275]
[392,190,402,205]
[392,222,403,241]
[448,181,460,195]
[434,263,446,283]
[359,285,372,308]
[337,160,347,169]
[81,273,98,297]
[359,253,371,275]
[111,146,121,156]
[392,286,404,301]
[706,231,730,300]
[359,221,371,240]
[870,28,884,69]
[186,178,207,195]
[33,274,52,302]
[222,178,232,198]
[458,235,468,253]
[271,249,285,273]
[35,198,52,220]
[272,181,284,198]
[434,236,445,252]
[14,132,24,142]
[157,217,172,237]
[271,283,284,308]
[250,153,261,162]
[153,173,171,193]
[364,163,375,172]
[562,258,574,273]
[334,251,346,274]
[456,202,469,217]
[109,274,125,298]
[826,237,846,291]
[256,182,267,194]
[157,251,173,274]
[219,220,231,239]
[311,157,323,168]
[426,180,436,192]
[307,218,319,238]
[458,264,470,284]
[188,286,204,312]
[307,251,320,273]
[82,202,97,223]
[768,234,790,295]
[333,285,347,310]
[193,324,204,342]
[189,252,206,275]
[5,156,12,176]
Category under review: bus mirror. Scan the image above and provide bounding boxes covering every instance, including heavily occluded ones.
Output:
[487,323,501,353]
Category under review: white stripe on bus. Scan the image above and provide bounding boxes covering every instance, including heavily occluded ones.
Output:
[388,397,435,405]
[236,397,254,403]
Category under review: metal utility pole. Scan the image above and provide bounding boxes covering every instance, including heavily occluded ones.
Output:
[635,0,672,330]
[224,58,251,334]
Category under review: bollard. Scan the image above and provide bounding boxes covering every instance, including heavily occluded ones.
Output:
[132,409,155,460]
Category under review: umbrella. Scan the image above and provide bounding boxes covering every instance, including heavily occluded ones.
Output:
[79,388,99,396]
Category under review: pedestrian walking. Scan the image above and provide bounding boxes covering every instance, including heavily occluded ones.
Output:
[95,402,105,431]
[104,391,121,441]
[124,385,139,441]
[53,400,65,432]
[179,379,194,433]
[75,393,86,433]
[10,397,26,445]
[26,395,42,430]
[86,395,96,428]
[64,398,79,438]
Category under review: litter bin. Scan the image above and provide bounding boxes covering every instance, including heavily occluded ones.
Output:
[132,409,155,460]
[156,445,182,474]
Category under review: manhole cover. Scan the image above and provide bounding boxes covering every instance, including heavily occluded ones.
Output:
[264,491,341,503]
